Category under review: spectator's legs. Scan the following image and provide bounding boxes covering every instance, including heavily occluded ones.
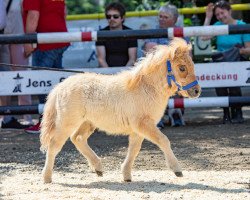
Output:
[32,50,49,105]
[53,46,68,69]
[25,47,67,133]
[0,45,12,124]
[33,47,67,104]
[18,95,33,124]
[9,44,33,124]
[215,87,229,96]
[229,87,243,123]
[0,96,12,123]
[215,87,231,124]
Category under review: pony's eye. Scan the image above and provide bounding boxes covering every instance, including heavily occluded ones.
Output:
[179,66,186,72]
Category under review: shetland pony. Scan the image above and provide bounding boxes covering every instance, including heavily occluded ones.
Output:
[40,38,201,183]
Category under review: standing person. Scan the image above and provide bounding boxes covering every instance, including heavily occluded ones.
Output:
[0,0,9,121]
[96,2,137,68]
[22,0,70,134]
[144,3,188,128]
[204,0,250,124]
[0,0,30,129]
[5,0,33,126]
[0,0,12,128]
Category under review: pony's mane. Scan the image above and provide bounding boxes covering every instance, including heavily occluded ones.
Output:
[125,38,192,90]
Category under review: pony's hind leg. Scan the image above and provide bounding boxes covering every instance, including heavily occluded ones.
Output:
[70,121,103,176]
[42,129,69,183]
[121,133,144,182]
[135,116,183,177]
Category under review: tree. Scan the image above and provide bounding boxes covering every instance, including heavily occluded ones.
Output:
[66,0,103,15]
[66,0,184,15]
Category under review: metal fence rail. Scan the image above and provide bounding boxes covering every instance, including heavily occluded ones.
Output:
[0,24,250,44]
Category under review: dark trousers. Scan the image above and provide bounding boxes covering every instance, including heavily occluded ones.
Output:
[215,87,242,119]
[215,87,242,108]
[32,47,68,104]
[215,87,242,98]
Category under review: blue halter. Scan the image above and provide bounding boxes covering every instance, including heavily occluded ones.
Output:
[166,60,198,91]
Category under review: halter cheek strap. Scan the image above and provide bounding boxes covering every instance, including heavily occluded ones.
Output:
[166,60,198,91]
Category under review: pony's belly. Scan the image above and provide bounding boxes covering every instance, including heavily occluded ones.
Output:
[90,117,132,135]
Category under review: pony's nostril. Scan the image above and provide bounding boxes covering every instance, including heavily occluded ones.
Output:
[188,87,200,98]
[194,89,199,94]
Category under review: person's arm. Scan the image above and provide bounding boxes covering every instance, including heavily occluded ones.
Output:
[9,44,29,70]
[126,47,137,66]
[96,45,109,68]
[24,10,39,57]
[202,3,214,41]
[204,3,214,26]
[240,41,250,56]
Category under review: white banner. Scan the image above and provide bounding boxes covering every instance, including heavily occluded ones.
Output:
[0,61,250,96]
[195,61,250,87]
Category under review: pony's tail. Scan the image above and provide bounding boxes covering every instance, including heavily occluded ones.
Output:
[40,91,57,153]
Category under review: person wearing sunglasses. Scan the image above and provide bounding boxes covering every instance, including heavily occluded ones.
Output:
[203,0,250,124]
[95,2,137,68]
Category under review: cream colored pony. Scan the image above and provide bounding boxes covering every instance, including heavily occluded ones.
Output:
[40,38,201,183]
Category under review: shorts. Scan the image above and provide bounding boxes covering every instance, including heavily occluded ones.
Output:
[32,46,68,68]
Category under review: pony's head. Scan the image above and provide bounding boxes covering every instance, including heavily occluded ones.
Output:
[166,38,201,98]
[126,38,201,98]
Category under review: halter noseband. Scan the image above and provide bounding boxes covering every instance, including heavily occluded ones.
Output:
[166,60,198,91]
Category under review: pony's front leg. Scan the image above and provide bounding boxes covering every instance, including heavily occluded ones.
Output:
[135,116,183,177]
[42,130,69,183]
[121,133,144,182]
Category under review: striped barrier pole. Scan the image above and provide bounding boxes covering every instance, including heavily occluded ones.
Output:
[0,97,249,115]
[0,105,43,115]
[0,24,250,44]
[168,96,250,109]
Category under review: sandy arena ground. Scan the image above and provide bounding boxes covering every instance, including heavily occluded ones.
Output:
[0,107,249,200]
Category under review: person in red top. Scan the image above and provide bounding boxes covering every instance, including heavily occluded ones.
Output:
[22,0,70,134]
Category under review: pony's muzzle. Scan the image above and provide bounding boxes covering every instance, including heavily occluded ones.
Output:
[187,85,201,98]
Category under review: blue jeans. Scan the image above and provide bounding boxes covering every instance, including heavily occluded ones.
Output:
[32,46,68,103]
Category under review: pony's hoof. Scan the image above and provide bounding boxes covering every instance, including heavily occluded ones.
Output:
[124,179,132,182]
[174,172,183,177]
[95,170,103,177]
[43,178,52,184]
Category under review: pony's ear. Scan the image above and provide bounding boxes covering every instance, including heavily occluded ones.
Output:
[174,46,183,58]
[171,44,191,60]
[169,38,191,60]
[169,46,183,60]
